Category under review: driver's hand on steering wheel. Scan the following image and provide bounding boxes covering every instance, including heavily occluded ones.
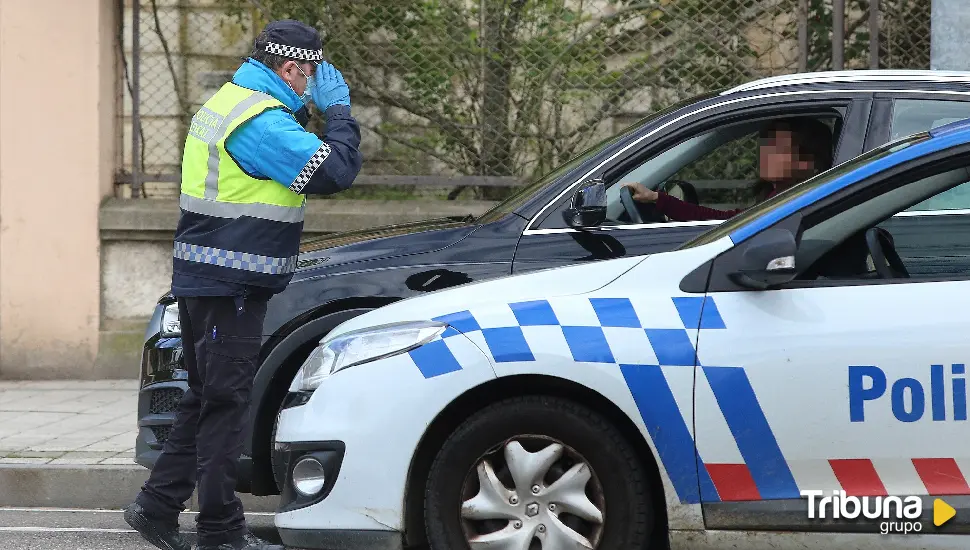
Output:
[621,182,659,203]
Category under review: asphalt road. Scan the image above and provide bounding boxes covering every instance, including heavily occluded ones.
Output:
[0,507,283,550]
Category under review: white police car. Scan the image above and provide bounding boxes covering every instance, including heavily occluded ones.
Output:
[273,120,970,550]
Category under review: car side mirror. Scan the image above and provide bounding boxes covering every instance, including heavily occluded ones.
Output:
[563,179,607,228]
[729,227,798,290]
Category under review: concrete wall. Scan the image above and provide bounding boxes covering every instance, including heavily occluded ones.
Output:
[932,0,970,71]
[0,0,118,378]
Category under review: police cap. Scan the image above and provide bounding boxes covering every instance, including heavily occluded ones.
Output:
[258,19,323,63]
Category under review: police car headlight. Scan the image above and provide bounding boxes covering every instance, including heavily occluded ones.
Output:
[160,303,181,337]
[295,321,448,391]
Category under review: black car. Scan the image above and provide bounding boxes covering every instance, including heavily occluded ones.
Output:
[137,70,970,496]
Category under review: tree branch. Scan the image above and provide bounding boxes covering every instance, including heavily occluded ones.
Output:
[241,0,272,19]
[150,0,189,116]
[531,2,658,97]
[809,7,871,71]
[354,86,479,155]
[367,124,471,175]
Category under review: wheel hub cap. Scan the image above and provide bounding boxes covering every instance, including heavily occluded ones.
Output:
[459,437,606,549]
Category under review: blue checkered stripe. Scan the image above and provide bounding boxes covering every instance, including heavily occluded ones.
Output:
[408,295,800,507]
[173,241,298,275]
[407,296,721,378]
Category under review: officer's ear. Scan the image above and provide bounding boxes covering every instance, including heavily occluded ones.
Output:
[279,60,300,86]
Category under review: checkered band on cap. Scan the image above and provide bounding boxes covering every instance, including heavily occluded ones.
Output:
[265,41,323,62]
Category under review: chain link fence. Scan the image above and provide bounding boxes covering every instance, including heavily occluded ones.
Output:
[117,0,933,200]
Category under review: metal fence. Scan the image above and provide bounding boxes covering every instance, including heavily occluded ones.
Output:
[116,0,932,200]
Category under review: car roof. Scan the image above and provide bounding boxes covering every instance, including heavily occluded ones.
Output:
[721,70,970,96]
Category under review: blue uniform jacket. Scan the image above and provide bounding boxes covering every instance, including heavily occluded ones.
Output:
[171,58,363,298]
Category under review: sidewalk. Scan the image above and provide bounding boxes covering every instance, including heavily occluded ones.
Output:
[0,380,137,465]
[0,380,277,511]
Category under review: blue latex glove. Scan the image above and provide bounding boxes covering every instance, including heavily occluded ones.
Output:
[310,61,351,110]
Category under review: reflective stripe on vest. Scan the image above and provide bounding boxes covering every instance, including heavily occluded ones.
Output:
[174,241,298,276]
[179,193,305,223]
[200,92,272,199]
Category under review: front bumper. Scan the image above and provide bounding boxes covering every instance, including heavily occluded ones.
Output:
[135,300,188,469]
[273,330,497,543]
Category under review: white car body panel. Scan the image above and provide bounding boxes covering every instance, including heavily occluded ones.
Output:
[275,331,496,532]
[695,274,970,502]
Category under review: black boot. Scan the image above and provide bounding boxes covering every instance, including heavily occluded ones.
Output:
[124,502,192,550]
[195,531,285,550]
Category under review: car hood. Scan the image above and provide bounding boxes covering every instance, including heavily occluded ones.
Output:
[154,215,482,303]
[295,215,480,271]
[326,254,649,339]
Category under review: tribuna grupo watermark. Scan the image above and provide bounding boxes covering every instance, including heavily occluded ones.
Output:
[801,490,923,534]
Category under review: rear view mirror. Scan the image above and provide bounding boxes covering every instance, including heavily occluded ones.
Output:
[563,179,607,228]
[729,227,798,290]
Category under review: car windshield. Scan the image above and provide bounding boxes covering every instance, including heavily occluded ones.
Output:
[681,132,932,249]
[476,91,721,223]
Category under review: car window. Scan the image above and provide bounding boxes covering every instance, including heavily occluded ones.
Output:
[905,179,970,212]
[602,125,759,223]
[891,99,970,141]
[601,115,840,226]
[478,91,721,224]
[888,101,970,213]
[683,133,930,249]
[796,155,970,281]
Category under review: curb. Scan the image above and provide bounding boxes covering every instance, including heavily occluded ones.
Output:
[0,465,279,513]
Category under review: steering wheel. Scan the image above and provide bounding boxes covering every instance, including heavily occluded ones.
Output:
[619,180,700,225]
[619,185,645,224]
[865,227,909,279]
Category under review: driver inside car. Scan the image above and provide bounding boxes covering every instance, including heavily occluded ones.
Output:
[622,117,834,221]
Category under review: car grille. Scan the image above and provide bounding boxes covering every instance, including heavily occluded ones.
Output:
[149,388,184,414]
[151,426,173,445]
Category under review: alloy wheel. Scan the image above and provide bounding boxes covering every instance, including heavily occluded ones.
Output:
[459,435,606,550]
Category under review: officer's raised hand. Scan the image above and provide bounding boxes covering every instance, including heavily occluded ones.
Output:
[310,61,351,110]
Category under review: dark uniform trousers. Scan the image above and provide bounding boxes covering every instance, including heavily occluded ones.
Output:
[136,294,269,547]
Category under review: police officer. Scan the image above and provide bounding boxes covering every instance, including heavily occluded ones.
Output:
[123,19,362,550]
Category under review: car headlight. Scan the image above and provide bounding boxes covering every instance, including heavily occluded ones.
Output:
[293,320,447,392]
[160,303,181,337]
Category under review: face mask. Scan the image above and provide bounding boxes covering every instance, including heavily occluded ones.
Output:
[296,64,313,106]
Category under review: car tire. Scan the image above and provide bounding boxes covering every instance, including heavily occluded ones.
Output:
[424,395,653,550]
[270,397,288,491]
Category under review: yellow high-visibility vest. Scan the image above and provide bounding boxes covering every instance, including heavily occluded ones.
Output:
[180,82,306,221]
[173,82,307,287]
